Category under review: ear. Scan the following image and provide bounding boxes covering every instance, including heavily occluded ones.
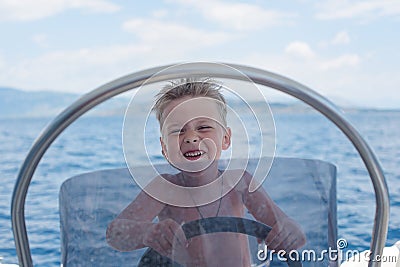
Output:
[160,137,167,158]
[222,127,231,150]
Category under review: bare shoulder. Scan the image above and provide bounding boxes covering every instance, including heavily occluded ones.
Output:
[115,174,178,220]
[144,172,181,191]
[221,169,252,193]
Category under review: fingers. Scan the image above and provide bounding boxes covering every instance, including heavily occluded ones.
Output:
[270,232,299,252]
[143,223,170,256]
[165,219,188,248]
[265,219,306,252]
[266,224,287,251]
[143,219,188,257]
[158,232,173,255]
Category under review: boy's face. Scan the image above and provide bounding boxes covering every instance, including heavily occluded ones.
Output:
[160,96,231,173]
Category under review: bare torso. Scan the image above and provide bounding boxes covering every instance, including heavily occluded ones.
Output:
[158,185,252,267]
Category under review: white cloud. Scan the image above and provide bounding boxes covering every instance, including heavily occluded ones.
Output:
[0,16,235,94]
[151,9,168,19]
[0,15,237,93]
[168,0,294,31]
[0,0,120,21]
[285,41,315,59]
[0,53,5,69]
[0,44,150,93]
[332,31,351,45]
[122,18,234,47]
[32,33,49,47]
[239,50,379,107]
[315,0,400,21]
[318,31,351,48]
[321,54,360,70]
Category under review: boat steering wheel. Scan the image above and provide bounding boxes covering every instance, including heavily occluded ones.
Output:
[138,216,302,266]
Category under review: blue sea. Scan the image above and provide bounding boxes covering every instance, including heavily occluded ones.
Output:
[0,109,399,266]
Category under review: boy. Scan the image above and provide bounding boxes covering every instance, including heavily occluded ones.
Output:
[107,78,306,266]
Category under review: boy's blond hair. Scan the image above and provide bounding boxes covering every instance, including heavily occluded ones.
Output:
[153,78,227,129]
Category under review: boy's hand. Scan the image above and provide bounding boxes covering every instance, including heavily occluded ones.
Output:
[143,218,189,261]
[265,217,306,252]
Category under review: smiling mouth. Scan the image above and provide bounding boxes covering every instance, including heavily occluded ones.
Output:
[183,150,205,160]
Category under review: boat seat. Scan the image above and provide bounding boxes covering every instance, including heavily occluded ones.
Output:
[59,157,337,266]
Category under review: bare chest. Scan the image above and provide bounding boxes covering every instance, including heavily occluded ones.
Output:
[159,190,244,224]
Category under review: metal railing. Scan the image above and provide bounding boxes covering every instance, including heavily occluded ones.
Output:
[11,62,389,267]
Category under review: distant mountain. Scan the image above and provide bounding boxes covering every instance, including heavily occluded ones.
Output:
[0,87,78,118]
[1,87,396,119]
[0,87,130,118]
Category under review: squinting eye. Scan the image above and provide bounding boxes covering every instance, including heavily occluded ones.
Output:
[169,129,184,135]
[198,126,212,131]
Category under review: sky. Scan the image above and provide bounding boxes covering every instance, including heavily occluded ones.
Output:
[0,0,399,109]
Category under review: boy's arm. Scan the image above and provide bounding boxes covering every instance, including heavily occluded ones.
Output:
[241,172,306,252]
[106,189,165,251]
[106,176,188,259]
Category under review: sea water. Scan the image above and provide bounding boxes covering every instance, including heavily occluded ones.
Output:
[0,110,399,266]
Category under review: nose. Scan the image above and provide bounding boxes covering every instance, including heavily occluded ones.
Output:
[183,130,199,143]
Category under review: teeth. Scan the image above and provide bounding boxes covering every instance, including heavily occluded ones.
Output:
[184,151,204,157]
